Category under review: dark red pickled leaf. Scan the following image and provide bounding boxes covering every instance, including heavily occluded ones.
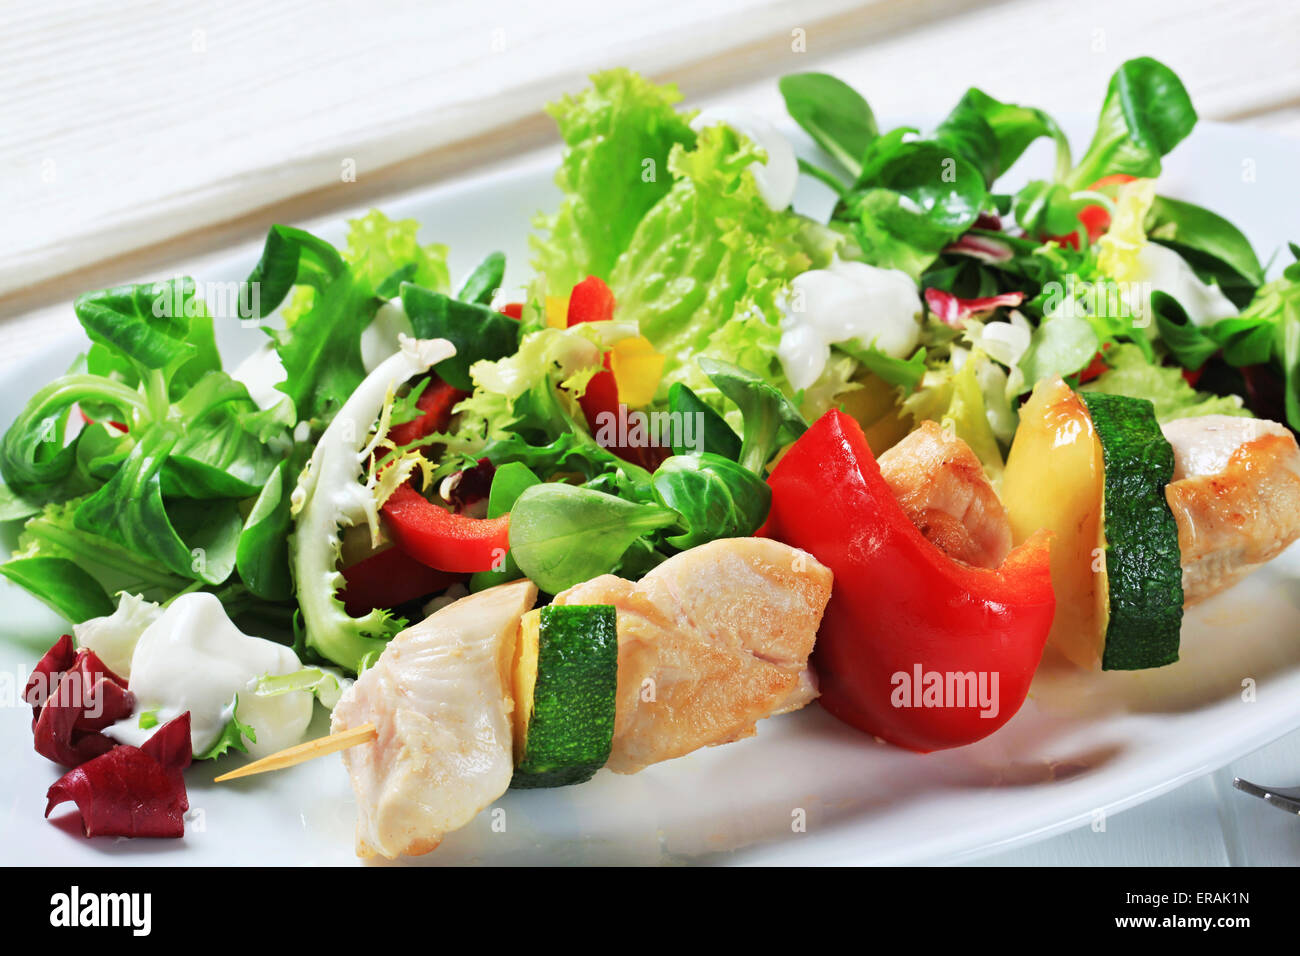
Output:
[44,713,192,839]
[24,634,76,723]
[140,713,193,811]
[972,212,1003,232]
[28,640,134,768]
[942,234,1014,263]
[924,288,1026,328]
[449,458,495,513]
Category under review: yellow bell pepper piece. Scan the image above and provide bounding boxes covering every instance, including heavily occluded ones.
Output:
[545,295,570,329]
[608,336,665,407]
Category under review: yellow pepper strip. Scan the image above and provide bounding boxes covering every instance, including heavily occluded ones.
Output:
[545,295,570,329]
[609,335,666,407]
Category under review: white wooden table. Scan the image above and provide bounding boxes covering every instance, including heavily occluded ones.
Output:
[4,0,1299,865]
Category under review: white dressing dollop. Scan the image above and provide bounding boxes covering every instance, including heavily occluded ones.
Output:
[103,592,313,758]
[74,592,162,679]
[690,107,797,211]
[777,260,923,391]
[1135,243,1238,326]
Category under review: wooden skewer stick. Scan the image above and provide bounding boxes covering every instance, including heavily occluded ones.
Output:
[213,722,378,783]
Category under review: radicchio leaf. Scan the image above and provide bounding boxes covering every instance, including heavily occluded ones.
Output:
[25,635,134,767]
[45,713,192,839]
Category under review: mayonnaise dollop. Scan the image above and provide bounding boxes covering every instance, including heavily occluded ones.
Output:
[103,592,313,758]
[690,107,797,211]
[777,260,923,391]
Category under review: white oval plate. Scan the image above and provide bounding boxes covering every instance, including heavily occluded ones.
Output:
[1,120,1298,866]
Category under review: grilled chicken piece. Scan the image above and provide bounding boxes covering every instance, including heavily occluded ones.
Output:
[552,537,832,774]
[331,579,537,859]
[1162,415,1300,605]
[877,420,1012,569]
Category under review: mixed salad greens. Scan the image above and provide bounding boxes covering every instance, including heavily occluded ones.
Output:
[5,58,1299,772]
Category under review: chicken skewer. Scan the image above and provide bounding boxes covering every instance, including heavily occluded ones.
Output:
[219,409,1300,855]
[324,537,831,858]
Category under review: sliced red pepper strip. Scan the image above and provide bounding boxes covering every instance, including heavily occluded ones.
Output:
[381,483,510,573]
[566,275,616,326]
[562,276,668,471]
[340,545,463,616]
[45,713,192,839]
[386,375,469,448]
[1076,173,1137,240]
[764,410,1055,752]
[500,302,524,320]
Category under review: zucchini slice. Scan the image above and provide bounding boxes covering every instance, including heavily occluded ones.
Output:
[510,604,618,789]
[1080,392,1184,670]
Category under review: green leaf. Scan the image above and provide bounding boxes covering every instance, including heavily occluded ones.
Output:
[73,279,202,376]
[468,462,541,591]
[0,556,115,623]
[1147,195,1264,307]
[1151,292,1220,370]
[699,358,807,473]
[236,457,296,601]
[195,696,257,760]
[13,497,190,603]
[399,283,522,390]
[1081,343,1250,421]
[952,87,1071,181]
[73,426,239,585]
[0,479,43,522]
[666,382,741,459]
[1018,308,1100,388]
[1067,57,1197,189]
[1,374,146,494]
[509,483,678,594]
[779,72,878,178]
[837,343,927,391]
[268,262,377,427]
[650,453,771,549]
[934,102,1000,187]
[609,123,837,380]
[457,251,506,305]
[246,225,347,316]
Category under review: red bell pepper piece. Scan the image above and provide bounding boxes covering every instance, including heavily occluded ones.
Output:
[563,276,667,471]
[340,545,463,616]
[566,276,617,326]
[1049,173,1138,248]
[381,483,510,573]
[500,302,524,320]
[764,410,1055,752]
[387,376,468,448]
[1076,173,1137,240]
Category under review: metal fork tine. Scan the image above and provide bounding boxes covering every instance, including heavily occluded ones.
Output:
[1265,793,1300,814]
[1234,777,1300,815]
[1233,777,1270,799]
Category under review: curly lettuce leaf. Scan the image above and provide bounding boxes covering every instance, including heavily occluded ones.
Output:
[1080,343,1250,422]
[532,69,697,296]
[610,123,838,396]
